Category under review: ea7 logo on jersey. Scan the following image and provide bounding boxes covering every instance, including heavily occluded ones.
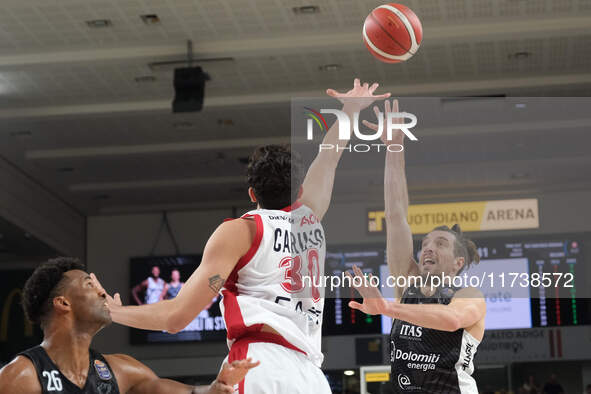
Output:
[400,324,422,339]
[300,213,319,226]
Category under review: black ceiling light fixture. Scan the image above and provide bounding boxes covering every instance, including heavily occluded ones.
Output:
[318,64,342,72]
[508,51,532,60]
[86,19,112,28]
[293,5,320,14]
[140,14,161,25]
[173,40,211,113]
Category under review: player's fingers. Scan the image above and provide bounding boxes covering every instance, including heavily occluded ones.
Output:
[373,105,381,119]
[114,293,122,305]
[354,78,360,87]
[374,92,391,99]
[349,301,363,310]
[326,88,341,97]
[362,120,378,131]
[352,264,364,279]
[385,99,391,114]
[369,82,379,94]
[362,82,369,90]
[345,270,354,282]
[393,99,399,112]
[214,382,234,394]
[345,271,360,290]
[90,273,103,290]
[368,274,378,288]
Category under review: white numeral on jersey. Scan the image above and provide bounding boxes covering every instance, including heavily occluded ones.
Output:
[42,370,63,391]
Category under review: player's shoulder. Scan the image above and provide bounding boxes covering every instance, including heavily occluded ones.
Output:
[0,355,41,392]
[217,214,258,240]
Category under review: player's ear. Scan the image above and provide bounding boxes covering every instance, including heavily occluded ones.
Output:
[248,187,257,203]
[53,296,71,313]
[454,256,465,273]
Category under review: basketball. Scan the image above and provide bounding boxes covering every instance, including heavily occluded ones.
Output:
[363,3,423,63]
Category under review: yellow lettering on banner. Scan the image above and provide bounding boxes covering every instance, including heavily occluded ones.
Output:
[367,199,539,234]
[368,210,386,232]
[366,372,390,382]
[406,201,486,234]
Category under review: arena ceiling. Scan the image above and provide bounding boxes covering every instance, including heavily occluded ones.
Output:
[0,0,590,215]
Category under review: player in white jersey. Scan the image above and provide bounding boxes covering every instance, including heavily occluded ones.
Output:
[131,265,165,305]
[93,78,391,393]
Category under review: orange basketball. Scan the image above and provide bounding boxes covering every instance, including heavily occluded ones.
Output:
[363,3,423,63]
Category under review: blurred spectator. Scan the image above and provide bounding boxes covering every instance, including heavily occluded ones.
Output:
[584,383,591,394]
[542,374,564,394]
[522,375,540,394]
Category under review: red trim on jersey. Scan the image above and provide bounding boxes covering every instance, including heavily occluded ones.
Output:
[236,214,263,270]
[221,214,263,340]
[281,200,302,212]
[228,339,249,394]
[230,331,307,359]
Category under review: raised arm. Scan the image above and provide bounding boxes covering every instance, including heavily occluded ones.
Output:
[94,218,254,333]
[363,100,416,299]
[300,78,390,220]
[107,354,258,394]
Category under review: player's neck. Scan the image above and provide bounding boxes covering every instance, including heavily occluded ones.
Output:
[42,324,93,376]
[419,284,437,297]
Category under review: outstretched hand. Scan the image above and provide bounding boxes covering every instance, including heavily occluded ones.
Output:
[90,273,122,311]
[347,265,388,316]
[326,78,391,112]
[215,358,260,387]
[362,99,406,146]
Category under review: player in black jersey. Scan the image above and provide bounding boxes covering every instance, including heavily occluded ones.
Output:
[350,100,486,394]
[0,257,257,394]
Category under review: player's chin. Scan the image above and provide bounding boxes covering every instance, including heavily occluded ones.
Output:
[99,309,113,325]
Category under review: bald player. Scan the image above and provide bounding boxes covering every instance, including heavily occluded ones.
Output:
[0,257,257,394]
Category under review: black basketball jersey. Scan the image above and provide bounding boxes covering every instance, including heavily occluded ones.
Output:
[389,285,479,394]
[19,346,120,394]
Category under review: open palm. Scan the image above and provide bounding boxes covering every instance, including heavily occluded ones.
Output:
[326,78,390,112]
[347,265,388,316]
[362,99,406,146]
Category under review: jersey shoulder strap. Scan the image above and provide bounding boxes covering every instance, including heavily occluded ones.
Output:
[18,345,51,387]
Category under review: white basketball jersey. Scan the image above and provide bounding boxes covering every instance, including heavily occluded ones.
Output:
[146,277,164,304]
[220,201,326,367]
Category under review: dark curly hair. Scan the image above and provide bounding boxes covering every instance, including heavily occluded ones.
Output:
[432,224,480,273]
[246,144,304,209]
[22,257,85,328]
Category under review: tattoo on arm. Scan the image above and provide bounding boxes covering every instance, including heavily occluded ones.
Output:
[208,275,226,293]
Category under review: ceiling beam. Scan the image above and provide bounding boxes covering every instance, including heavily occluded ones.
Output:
[26,136,291,160]
[0,16,589,67]
[3,72,591,120]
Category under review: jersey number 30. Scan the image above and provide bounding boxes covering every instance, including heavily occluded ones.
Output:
[279,248,320,302]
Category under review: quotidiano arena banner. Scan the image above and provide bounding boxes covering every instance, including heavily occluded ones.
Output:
[368,199,539,234]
